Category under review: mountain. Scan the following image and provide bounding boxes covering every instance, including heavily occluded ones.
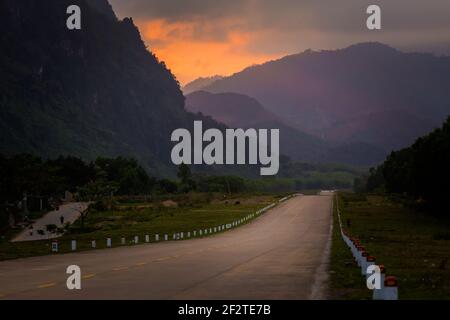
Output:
[185,91,328,162]
[0,0,221,176]
[185,91,386,165]
[183,76,223,94]
[186,91,284,128]
[202,43,450,153]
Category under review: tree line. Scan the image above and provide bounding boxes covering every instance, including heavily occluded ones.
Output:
[356,117,450,214]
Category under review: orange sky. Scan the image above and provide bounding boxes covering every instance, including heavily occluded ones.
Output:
[106,0,450,86]
[136,19,283,85]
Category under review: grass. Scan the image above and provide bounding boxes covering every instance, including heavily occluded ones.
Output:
[0,193,280,261]
[329,194,369,300]
[330,192,450,300]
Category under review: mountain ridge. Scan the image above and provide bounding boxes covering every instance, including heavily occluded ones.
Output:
[199,42,450,154]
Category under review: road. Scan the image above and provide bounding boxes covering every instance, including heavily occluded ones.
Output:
[12,203,89,242]
[0,195,332,300]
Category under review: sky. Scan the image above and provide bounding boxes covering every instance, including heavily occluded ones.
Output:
[109,0,450,85]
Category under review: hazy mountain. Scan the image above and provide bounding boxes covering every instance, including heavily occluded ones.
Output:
[202,43,450,153]
[186,91,286,128]
[185,91,328,162]
[185,91,386,165]
[183,76,223,94]
[0,0,220,176]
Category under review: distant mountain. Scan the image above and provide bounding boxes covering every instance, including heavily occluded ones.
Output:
[202,43,450,153]
[186,91,328,162]
[185,91,386,165]
[186,91,286,128]
[183,76,223,94]
[0,0,220,176]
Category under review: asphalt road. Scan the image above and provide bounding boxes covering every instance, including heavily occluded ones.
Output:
[12,202,89,242]
[0,194,333,300]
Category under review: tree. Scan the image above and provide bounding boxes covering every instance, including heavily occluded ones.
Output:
[366,116,450,215]
[177,163,191,184]
[177,164,195,192]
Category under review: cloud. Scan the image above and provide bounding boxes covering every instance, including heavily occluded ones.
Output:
[108,0,450,83]
[110,0,450,33]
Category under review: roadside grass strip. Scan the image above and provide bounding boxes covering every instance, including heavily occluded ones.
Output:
[334,194,398,300]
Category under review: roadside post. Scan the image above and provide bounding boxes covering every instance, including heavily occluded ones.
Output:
[373,265,386,300]
[356,245,364,266]
[360,251,368,275]
[91,240,96,248]
[365,256,376,278]
[106,238,112,248]
[382,276,398,300]
[71,240,77,251]
[51,240,58,253]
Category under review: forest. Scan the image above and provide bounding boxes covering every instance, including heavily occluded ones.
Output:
[357,117,450,215]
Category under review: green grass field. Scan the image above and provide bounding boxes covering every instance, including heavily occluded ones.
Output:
[0,193,280,261]
[330,192,450,300]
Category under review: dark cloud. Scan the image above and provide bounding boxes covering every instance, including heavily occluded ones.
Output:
[107,0,450,82]
[109,0,245,21]
[109,0,450,33]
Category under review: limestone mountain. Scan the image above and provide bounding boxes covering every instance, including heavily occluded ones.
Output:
[0,0,218,176]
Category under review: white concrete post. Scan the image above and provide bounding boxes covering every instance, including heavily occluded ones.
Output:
[145,235,150,243]
[382,276,398,300]
[91,240,96,248]
[121,237,126,245]
[71,240,77,251]
[51,241,58,253]
[106,238,112,247]
[164,234,168,241]
[355,247,364,267]
[360,252,368,275]
[373,266,386,300]
[181,232,184,239]
[155,234,160,241]
[134,236,139,244]
[187,232,191,238]
[365,256,376,279]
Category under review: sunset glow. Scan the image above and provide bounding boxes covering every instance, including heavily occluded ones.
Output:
[108,0,450,85]
[136,19,282,85]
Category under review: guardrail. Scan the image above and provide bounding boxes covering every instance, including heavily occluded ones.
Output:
[50,194,296,255]
[335,194,398,300]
